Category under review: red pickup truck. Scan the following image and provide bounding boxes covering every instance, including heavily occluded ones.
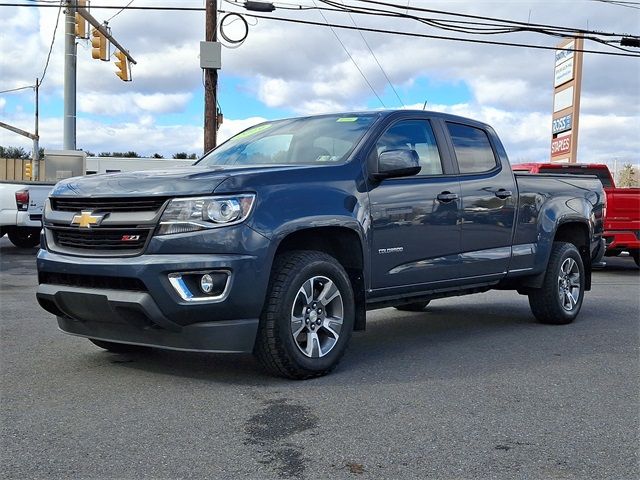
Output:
[513,163,640,267]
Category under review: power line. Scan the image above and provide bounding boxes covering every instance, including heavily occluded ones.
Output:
[0,85,35,94]
[590,0,640,9]
[319,0,640,54]
[236,10,640,58]
[106,0,136,22]
[353,0,638,37]
[340,0,405,107]
[39,0,63,85]
[3,2,639,57]
[311,1,386,107]
[6,1,638,39]
[7,0,640,40]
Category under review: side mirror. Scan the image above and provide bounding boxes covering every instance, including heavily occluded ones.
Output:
[374,149,421,179]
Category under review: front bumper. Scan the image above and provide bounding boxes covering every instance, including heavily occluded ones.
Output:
[37,285,258,352]
[36,237,271,352]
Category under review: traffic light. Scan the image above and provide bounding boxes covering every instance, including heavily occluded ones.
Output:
[24,162,32,180]
[91,27,108,61]
[114,50,130,81]
[74,0,87,38]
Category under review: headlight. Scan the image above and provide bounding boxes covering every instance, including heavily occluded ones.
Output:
[157,194,255,235]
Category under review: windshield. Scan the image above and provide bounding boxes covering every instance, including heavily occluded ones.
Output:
[197,114,377,167]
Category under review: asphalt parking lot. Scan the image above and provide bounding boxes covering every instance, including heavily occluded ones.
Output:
[1,237,638,480]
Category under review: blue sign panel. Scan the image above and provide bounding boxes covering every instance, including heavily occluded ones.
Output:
[552,114,573,135]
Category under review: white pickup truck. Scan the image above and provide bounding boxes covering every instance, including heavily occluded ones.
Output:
[0,181,54,248]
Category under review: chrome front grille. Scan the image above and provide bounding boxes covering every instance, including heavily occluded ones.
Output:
[45,196,166,256]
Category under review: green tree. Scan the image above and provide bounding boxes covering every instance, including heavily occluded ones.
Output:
[151,153,164,158]
[617,163,638,188]
[188,153,198,160]
[0,146,29,159]
[173,152,188,159]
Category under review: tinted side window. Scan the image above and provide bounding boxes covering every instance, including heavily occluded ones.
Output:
[446,123,497,174]
[376,120,443,175]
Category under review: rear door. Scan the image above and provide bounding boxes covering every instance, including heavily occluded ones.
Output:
[368,117,462,290]
[443,122,517,279]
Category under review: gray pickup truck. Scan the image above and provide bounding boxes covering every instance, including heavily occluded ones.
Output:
[36,111,605,379]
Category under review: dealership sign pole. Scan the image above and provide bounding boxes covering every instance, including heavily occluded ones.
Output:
[550,36,584,163]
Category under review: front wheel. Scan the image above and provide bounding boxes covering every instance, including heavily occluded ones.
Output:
[8,227,41,248]
[528,242,585,325]
[254,250,355,379]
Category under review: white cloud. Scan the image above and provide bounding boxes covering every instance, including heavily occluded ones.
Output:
[0,0,638,164]
[77,92,192,116]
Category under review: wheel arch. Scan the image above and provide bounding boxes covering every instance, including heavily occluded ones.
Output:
[519,219,592,290]
[270,224,367,331]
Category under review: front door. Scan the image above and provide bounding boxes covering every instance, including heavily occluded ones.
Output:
[368,118,462,291]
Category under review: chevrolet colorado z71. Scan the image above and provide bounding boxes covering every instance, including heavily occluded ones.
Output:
[36,111,605,379]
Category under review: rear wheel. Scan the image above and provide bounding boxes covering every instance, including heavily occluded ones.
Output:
[254,250,355,379]
[8,227,41,248]
[89,338,149,353]
[394,300,431,312]
[528,242,584,325]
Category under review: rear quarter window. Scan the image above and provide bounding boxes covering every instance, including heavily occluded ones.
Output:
[446,123,497,174]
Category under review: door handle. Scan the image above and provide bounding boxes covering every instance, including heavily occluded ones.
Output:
[437,192,459,203]
[495,189,513,199]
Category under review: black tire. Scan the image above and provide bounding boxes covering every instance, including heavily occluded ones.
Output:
[632,250,640,268]
[254,250,355,380]
[528,242,585,325]
[394,300,431,312]
[88,338,148,353]
[8,227,41,248]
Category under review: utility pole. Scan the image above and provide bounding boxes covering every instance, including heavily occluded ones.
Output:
[63,0,77,150]
[204,0,218,153]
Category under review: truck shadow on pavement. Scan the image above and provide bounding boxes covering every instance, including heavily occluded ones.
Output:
[98,299,576,386]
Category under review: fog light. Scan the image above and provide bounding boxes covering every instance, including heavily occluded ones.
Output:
[200,274,214,293]
[168,270,230,302]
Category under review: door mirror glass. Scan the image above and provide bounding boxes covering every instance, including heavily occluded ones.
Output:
[376,149,421,179]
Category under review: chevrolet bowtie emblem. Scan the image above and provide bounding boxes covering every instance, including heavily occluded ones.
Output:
[71,211,104,228]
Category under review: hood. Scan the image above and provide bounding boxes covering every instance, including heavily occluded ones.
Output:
[49,164,308,197]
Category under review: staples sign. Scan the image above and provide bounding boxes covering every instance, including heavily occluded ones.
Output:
[551,134,572,157]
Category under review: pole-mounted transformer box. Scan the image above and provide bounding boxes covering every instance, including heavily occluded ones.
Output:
[200,41,222,69]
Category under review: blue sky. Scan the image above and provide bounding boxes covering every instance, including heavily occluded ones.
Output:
[1,73,472,127]
[0,0,638,163]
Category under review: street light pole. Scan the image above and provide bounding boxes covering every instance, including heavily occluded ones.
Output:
[33,78,40,180]
[63,0,77,150]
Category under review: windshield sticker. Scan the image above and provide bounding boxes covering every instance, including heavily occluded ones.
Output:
[336,117,359,122]
[235,124,272,139]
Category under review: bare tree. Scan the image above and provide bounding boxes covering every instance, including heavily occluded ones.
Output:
[617,164,638,188]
